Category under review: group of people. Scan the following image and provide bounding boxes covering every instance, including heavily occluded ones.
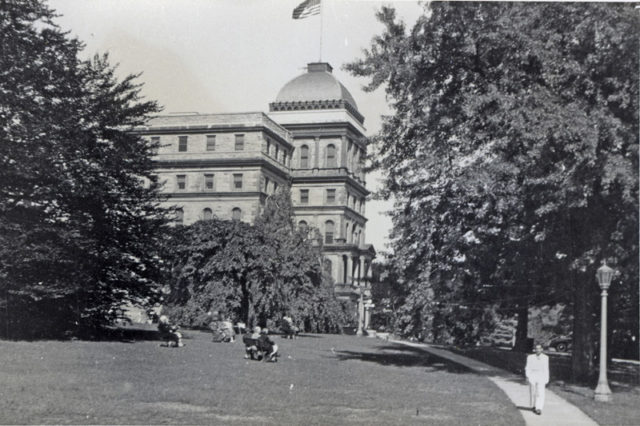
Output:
[242,326,278,362]
[156,312,282,362]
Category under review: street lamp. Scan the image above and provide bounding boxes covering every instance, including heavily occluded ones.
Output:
[594,262,614,402]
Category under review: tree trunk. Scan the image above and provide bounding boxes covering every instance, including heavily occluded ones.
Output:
[513,301,530,352]
[571,271,596,383]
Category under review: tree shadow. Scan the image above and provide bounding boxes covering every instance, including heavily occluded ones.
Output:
[332,343,472,374]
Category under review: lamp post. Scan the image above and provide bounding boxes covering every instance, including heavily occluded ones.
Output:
[594,262,614,402]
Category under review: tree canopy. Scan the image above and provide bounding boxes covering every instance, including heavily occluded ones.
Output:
[347,2,639,378]
[0,0,169,338]
[163,187,350,333]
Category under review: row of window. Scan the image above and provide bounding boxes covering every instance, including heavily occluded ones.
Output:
[298,188,364,212]
[174,207,242,224]
[298,144,337,168]
[297,142,363,171]
[152,134,290,166]
[174,173,244,191]
[152,134,245,153]
[297,220,362,245]
[299,188,336,205]
[264,139,289,166]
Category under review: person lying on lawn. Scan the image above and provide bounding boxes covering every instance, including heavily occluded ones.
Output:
[257,328,278,362]
[157,315,184,347]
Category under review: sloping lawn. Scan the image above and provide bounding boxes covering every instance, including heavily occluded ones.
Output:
[0,327,522,425]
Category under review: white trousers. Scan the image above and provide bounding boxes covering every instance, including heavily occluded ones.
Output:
[529,381,546,410]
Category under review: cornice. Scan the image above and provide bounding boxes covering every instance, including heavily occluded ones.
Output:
[137,125,293,151]
[292,205,368,222]
[291,173,369,195]
[269,99,364,124]
[164,191,268,200]
[153,158,291,180]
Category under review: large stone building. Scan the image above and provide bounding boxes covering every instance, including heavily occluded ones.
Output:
[137,63,375,332]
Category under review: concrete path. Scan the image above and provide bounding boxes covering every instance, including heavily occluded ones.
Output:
[393,340,598,426]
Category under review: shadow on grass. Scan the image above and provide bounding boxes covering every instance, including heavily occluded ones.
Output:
[333,343,472,374]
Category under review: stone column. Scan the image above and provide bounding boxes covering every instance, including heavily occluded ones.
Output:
[341,136,348,169]
[314,137,320,168]
[356,290,365,336]
[364,305,371,330]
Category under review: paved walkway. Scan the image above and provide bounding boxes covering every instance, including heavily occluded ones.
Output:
[392,340,598,426]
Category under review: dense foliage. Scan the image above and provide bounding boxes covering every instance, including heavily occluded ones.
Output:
[163,188,351,333]
[347,2,639,378]
[0,0,169,338]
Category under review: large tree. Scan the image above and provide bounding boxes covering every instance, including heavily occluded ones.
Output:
[164,187,349,333]
[347,2,638,380]
[0,0,169,338]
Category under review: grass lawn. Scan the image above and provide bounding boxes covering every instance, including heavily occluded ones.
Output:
[0,326,522,425]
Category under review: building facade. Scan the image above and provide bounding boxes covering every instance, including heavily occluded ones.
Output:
[137,63,375,332]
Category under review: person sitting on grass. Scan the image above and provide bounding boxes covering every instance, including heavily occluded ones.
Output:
[257,328,278,362]
[281,316,299,339]
[157,315,184,347]
[243,326,262,360]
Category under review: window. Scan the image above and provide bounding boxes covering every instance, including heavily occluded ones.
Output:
[275,145,279,162]
[232,207,241,221]
[300,145,309,168]
[175,208,184,225]
[264,177,270,192]
[178,136,188,152]
[233,174,243,190]
[206,135,216,151]
[300,189,309,204]
[176,174,186,190]
[273,182,278,193]
[203,208,212,220]
[326,189,336,204]
[326,144,336,167]
[298,220,308,233]
[235,134,244,151]
[325,221,334,244]
[204,173,214,190]
[266,139,271,155]
[345,223,350,243]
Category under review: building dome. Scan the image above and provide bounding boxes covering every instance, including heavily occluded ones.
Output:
[270,63,364,124]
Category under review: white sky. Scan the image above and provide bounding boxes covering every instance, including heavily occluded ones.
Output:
[48,0,426,255]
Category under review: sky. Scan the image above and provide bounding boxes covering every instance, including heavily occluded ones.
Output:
[48,0,426,255]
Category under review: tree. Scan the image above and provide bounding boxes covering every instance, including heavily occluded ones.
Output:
[347,2,638,379]
[164,187,349,333]
[0,0,169,338]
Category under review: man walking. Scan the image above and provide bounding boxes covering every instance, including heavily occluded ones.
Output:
[525,343,549,415]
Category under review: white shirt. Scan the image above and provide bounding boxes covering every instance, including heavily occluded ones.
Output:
[525,353,549,384]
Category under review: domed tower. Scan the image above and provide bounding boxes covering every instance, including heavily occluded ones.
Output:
[270,63,375,327]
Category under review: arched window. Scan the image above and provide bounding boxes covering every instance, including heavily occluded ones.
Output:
[202,208,212,220]
[175,208,184,225]
[326,144,337,167]
[298,220,308,233]
[232,207,242,221]
[323,259,332,276]
[325,220,334,244]
[300,145,309,168]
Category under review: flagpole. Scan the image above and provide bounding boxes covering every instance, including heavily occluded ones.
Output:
[319,0,323,61]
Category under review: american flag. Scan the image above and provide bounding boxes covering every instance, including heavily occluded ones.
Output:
[292,0,320,20]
